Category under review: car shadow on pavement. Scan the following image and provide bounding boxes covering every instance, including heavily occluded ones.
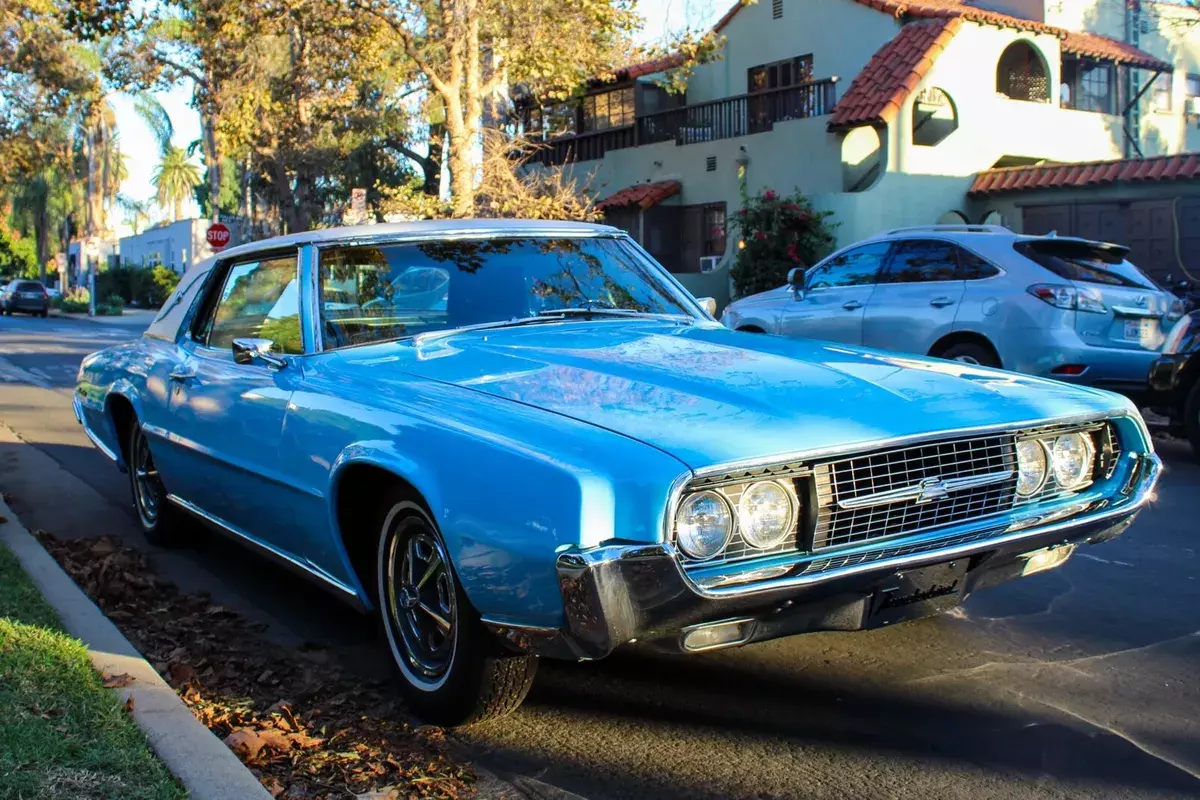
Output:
[468,642,1200,799]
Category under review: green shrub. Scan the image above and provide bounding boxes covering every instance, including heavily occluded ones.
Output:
[95,264,180,308]
[58,287,90,313]
[730,188,838,298]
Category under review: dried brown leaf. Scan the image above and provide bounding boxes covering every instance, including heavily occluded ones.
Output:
[102,673,134,688]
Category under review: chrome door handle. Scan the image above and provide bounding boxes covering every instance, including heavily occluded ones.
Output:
[930,297,955,308]
[168,367,196,383]
[842,300,864,311]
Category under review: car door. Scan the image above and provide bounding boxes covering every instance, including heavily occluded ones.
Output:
[778,241,890,345]
[862,238,966,355]
[165,252,306,550]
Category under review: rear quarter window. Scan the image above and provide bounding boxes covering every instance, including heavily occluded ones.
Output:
[145,265,214,342]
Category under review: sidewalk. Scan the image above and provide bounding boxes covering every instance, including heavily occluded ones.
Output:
[51,308,158,326]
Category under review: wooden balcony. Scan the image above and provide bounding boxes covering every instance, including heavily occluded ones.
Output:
[528,78,838,167]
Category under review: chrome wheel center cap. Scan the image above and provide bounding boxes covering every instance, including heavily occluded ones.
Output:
[398,585,419,610]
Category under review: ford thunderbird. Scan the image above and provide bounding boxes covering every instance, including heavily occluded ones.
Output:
[75,221,1161,726]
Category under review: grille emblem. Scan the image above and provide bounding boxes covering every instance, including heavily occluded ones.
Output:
[837,470,1015,511]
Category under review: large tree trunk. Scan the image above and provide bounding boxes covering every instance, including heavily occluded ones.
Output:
[202,110,221,222]
[424,123,444,195]
[36,205,49,284]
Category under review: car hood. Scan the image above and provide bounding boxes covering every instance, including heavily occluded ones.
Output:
[385,321,1129,471]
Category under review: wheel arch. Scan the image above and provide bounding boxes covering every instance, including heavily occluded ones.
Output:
[101,383,147,470]
[328,448,447,613]
[928,330,1003,368]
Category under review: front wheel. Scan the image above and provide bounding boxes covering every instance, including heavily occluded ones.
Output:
[376,497,537,726]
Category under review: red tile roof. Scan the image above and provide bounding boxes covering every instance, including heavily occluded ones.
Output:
[969,154,1200,196]
[854,1,1169,70]
[712,0,1168,70]
[616,53,688,81]
[596,180,682,210]
[829,17,962,130]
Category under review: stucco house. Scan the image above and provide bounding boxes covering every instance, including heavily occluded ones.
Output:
[526,0,1200,304]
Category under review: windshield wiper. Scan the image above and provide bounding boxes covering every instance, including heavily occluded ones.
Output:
[538,307,694,323]
[413,315,566,345]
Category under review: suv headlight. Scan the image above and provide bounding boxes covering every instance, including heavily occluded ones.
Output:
[737,481,795,549]
[675,491,733,560]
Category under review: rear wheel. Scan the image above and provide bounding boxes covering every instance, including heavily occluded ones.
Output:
[376,496,537,726]
[39,309,48,318]
[1184,380,1200,462]
[939,342,1000,368]
[127,424,186,546]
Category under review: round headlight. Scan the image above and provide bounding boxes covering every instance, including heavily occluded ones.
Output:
[737,481,795,549]
[1015,439,1048,497]
[675,491,733,560]
[1051,432,1094,490]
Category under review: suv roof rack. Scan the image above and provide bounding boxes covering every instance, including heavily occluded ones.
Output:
[884,224,1012,235]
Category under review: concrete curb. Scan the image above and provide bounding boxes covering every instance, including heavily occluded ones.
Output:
[0,496,273,800]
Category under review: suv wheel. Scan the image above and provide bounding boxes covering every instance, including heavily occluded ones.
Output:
[940,342,1000,368]
[376,496,537,726]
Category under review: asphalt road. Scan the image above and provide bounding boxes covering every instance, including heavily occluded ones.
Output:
[2,312,1198,800]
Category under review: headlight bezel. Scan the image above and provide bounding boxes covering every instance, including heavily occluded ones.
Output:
[673,480,801,562]
[673,489,734,561]
[1050,431,1096,491]
[1015,438,1049,497]
[736,480,797,550]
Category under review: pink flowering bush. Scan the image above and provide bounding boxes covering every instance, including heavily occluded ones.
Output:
[730,187,837,297]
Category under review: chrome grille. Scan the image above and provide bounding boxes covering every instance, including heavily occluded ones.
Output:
[812,434,1018,550]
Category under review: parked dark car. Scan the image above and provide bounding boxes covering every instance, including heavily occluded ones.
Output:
[1149,310,1200,458]
[0,279,51,317]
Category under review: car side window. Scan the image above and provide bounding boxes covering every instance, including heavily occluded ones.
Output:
[879,239,958,283]
[197,256,303,355]
[806,243,891,290]
[957,248,1000,280]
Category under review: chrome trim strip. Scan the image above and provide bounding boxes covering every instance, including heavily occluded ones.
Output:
[166,494,361,601]
[74,396,121,464]
[837,470,1015,510]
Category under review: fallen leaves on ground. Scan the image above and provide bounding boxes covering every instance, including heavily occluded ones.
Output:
[38,533,474,799]
[102,673,134,688]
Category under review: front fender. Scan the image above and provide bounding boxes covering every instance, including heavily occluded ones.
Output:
[292,376,691,629]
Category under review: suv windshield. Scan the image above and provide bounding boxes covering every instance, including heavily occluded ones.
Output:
[16,281,44,292]
[318,237,694,349]
[1015,240,1159,290]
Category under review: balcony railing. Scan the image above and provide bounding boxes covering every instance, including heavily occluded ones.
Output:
[528,78,838,167]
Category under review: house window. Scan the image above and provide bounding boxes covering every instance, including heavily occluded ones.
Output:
[997,41,1050,102]
[1187,74,1200,110]
[702,204,727,257]
[581,86,636,132]
[1153,72,1173,112]
[678,203,727,272]
[1061,56,1115,114]
[747,55,814,93]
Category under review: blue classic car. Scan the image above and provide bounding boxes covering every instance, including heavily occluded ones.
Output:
[75,221,1161,726]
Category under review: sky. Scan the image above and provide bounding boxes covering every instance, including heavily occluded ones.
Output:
[110,0,725,232]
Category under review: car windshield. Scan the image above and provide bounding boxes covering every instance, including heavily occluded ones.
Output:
[318,237,694,349]
[1015,240,1160,290]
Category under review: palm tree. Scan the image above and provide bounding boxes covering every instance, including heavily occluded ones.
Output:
[152,146,202,222]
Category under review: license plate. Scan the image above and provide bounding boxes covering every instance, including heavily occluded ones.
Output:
[1123,319,1152,341]
[22,292,41,299]
[867,560,967,628]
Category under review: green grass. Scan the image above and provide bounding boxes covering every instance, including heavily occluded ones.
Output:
[0,542,187,800]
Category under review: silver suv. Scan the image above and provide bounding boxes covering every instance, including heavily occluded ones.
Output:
[721,225,1182,395]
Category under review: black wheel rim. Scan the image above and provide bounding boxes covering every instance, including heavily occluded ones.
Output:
[132,432,161,527]
[385,522,457,687]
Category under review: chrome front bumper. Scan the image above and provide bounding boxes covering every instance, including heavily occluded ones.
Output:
[487,453,1162,661]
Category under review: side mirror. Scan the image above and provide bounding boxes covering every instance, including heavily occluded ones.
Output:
[787,268,806,299]
[232,337,287,370]
[696,297,718,317]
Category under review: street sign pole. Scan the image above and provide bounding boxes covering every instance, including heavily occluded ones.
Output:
[87,257,96,316]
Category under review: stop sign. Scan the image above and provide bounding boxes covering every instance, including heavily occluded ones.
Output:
[206,222,231,251]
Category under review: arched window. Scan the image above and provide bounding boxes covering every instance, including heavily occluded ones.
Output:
[913,87,958,146]
[997,41,1049,102]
